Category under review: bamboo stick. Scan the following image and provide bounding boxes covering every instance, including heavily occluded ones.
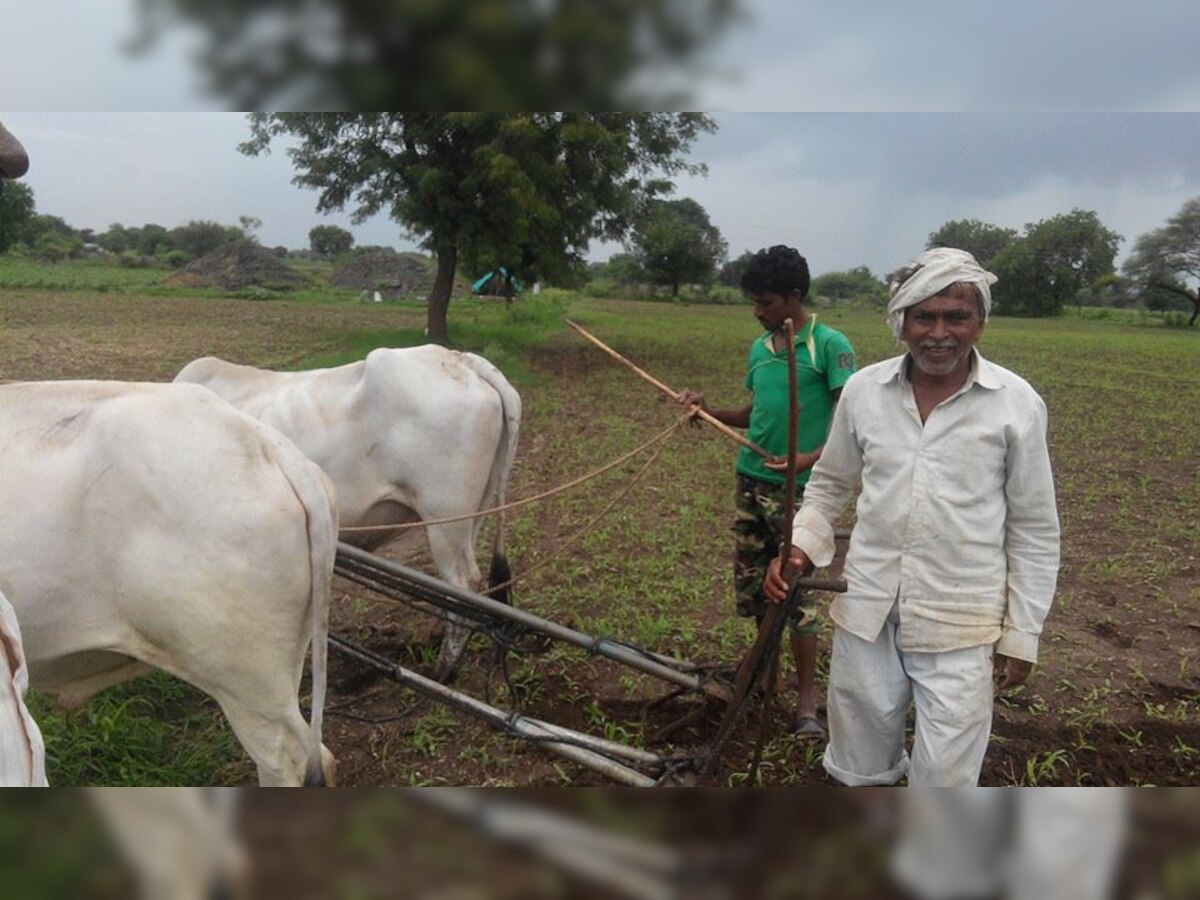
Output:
[564,319,778,461]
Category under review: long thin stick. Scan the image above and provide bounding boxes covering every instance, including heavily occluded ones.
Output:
[748,317,800,780]
[565,318,777,461]
[701,319,805,783]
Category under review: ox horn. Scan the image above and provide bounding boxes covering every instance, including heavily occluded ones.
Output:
[0,120,30,179]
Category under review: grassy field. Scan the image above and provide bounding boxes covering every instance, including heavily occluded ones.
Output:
[1,272,1197,786]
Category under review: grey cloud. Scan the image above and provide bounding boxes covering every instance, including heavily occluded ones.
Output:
[724,1,1200,111]
[707,113,1200,200]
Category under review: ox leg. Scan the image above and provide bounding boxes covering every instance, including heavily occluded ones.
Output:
[89,788,250,900]
[211,687,326,787]
[425,523,485,683]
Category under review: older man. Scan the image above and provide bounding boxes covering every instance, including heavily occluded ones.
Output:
[765,247,1060,786]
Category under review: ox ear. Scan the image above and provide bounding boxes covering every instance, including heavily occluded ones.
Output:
[0,120,30,180]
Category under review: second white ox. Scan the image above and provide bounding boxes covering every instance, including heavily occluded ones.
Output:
[0,381,338,786]
[176,345,522,680]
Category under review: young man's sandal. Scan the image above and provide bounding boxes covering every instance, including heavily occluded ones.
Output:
[793,714,826,740]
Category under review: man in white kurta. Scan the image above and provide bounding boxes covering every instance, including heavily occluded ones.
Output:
[765,247,1060,786]
[1,589,48,786]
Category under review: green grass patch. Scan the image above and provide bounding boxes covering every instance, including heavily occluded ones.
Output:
[27,673,246,787]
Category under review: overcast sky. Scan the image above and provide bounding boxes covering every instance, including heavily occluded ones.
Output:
[5,112,1199,278]
[5,3,1200,275]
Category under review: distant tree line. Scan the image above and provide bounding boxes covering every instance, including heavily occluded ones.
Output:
[0,180,274,266]
[0,180,368,268]
[589,198,1199,325]
[927,203,1200,325]
[4,145,1198,326]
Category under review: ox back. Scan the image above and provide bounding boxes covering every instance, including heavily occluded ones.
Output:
[175,345,522,681]
[0,381,337,786]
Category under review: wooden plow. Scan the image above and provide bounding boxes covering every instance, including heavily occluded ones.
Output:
[330,542,846,786]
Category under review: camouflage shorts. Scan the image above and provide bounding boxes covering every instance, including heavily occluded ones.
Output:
[733,473,820,634]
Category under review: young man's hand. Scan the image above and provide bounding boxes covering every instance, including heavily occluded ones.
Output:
[763,450,819,473]
[764,548,812,602]
[676,389,707,426]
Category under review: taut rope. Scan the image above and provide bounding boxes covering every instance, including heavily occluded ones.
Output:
[339,415,687,535]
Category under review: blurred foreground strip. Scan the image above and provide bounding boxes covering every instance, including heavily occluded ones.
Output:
[129,0,744,109]
[405,788,684,900]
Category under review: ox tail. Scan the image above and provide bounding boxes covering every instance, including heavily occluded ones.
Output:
[462,353,522,607]
[278,454,338,787]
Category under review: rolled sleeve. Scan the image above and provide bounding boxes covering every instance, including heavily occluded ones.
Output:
[1000,396,1061,664]
[793,505,837,567]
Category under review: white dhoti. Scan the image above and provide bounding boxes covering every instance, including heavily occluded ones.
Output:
[823,602,995,787]
[891,788,1128,900]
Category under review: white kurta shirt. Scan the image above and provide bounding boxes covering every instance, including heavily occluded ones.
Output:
[0,590,48,786]
[792,350,1060,662]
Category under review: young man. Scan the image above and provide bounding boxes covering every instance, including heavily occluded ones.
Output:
[765,247,1061,786]
[679,245,856,738]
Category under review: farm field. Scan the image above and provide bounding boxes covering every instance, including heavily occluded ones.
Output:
[2,285,1198,787]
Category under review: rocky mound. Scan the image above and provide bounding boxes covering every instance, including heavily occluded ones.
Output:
[330,250,468,299]
[165,242,310,291]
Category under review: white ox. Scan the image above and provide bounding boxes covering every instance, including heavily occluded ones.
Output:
[0,381,338,786]
[175,345,522,681]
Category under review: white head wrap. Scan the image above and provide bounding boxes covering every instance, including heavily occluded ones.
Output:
[886,247,998,339]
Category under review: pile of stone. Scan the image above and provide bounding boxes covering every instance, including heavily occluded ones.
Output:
[330,250,468,300]
[164,242,310,291]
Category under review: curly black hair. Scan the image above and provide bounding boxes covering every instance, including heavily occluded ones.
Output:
[739,245,810,299]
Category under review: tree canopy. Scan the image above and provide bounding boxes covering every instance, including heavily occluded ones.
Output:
[810,266,887,307]
[990,209,1122,317]
[718,250,756,288]
[0,180,34,254]
[242,113,714,342]
[926,218,1018,266]
[169,220,248,258]
[309,224,355,259]
[630,197,727,296]
[130,0,740,109]
[1123,196,1200,327]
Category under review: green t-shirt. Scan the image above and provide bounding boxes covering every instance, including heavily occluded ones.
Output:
[736,315,857,486]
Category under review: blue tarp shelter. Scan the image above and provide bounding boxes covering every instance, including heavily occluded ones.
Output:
[471,266,524,296]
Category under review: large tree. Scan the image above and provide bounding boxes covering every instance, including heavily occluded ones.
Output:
[168,220,246,258]
[309,224,355,258]
[990,209,1122,317]
[810,266,887,306]
[130,0,739,109]
[242,113,714,343]
[0,180,34,254]
[631,197,727,297]
[718,250,756,288]
[926,218,1017,266]
[1123,196,1200,327]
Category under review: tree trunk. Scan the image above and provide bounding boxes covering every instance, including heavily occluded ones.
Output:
[426,244,457,345]
[1189,293,1198,328]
